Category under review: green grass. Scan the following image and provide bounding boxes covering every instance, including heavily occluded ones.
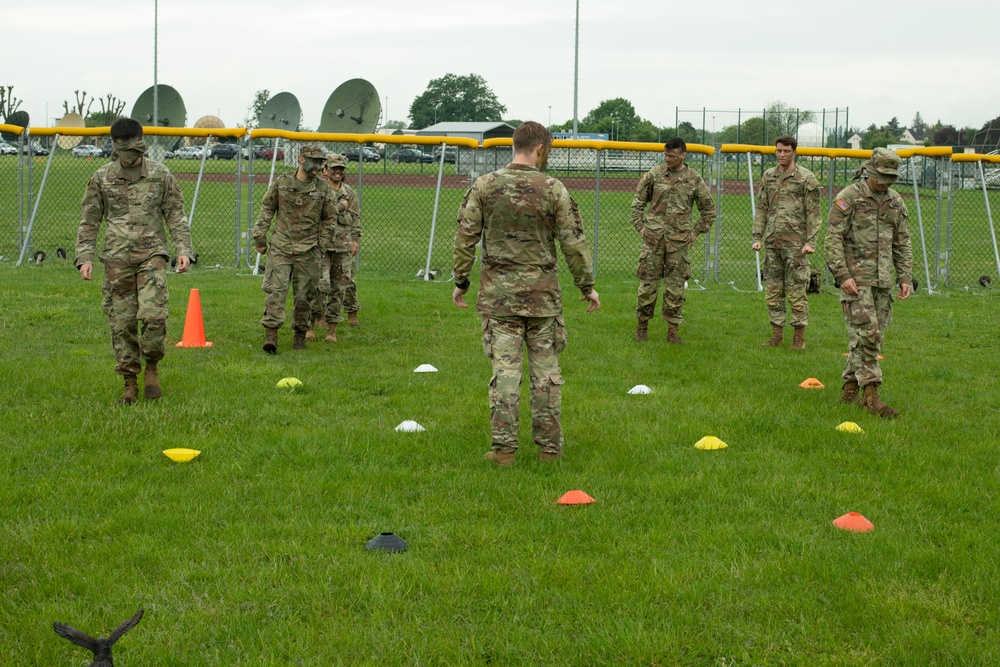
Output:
[1,263,998,665]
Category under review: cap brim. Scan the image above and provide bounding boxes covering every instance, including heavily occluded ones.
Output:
[875,172,898,185]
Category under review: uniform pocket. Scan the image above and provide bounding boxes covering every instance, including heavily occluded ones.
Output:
[553,316,567,354]
[481,317,493,358]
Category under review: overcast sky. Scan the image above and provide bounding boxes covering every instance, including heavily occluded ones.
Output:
[3,0,998,136]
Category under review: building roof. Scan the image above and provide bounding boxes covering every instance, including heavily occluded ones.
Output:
[418,122,513,133]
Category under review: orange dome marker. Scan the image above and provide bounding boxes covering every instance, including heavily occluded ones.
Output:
[832,511,874,532]
[799,378,824,389]
[843,353,883,360]
[558,490,595,505]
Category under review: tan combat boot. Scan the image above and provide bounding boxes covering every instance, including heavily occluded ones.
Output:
[305,323,317,342]
[325,322,338,343]
[762,325,783,347]
[540,450,564,462]
[484,450,515,467]
[841,380,860,403]
[118,374,139,405]
[863,383,899,419]
[666,323,684,345]
[263,327,278,354]
[635,320,648,342]
[791,326,806,350]
[347,312,360,327]
[144,360,161,399]
[293,331,307,350]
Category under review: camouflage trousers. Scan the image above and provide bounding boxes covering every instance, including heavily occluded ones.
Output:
[260,248,321,332]
[841,285,893,387]
[763,247,810,327]
[101,256,169,376]
[482,315,567,454]
[636,239,691,324]
[312,251,357,324]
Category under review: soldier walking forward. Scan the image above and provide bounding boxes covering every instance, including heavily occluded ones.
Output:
[453,121,600,467]
[751,135,821,350]
[631,138,715,344]
[826,148,913,418]
[75,118,193,405]
[252,145,337,353]
[308,153,361,342]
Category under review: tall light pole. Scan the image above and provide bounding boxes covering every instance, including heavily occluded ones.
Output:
[548,105,552,127]
[572,0,579,139]
[153,0,158,128]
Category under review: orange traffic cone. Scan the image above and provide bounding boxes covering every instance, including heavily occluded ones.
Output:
[175,288,213,347]
[87,156,91,163]
[558,490,595,505]
[832,512,874,532]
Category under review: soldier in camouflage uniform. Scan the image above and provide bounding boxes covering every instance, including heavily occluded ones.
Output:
[252,145,338,353]
[751,135,821,350]
[75,117,193,405]
[631,137,715,344]
[826,147,913,418]
[307,153,361,343]
[453,121,600,467]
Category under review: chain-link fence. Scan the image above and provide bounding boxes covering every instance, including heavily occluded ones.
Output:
[3,125,999,293]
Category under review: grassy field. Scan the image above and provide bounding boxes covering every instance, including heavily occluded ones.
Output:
[1,262,998,665]
[3,153,999,290]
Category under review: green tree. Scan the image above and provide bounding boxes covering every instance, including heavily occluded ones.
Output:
[85,93,127,127]
[383,119,408,130]
[862,128,897,150]
[63,90,94,118]
[502,118,523,129]
[242,89,270,129]
[932,125,960,146]
[911,112,927,136]
[409,74,506,129]
[764,101,816,140]
[1,85,23,120]
[581,98,642,141]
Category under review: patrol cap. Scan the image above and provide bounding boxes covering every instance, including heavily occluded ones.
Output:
[867,147,901,184]
[325,153,347,169]
[300,145,325,160]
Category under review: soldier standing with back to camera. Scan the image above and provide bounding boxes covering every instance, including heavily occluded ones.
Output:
[826,147,912,418]
[453,121,600,467]
[307,153,362,342]
[253,145,337,353]
[751,135,821,350]
[630,137,715,344]
[75,117,193,405]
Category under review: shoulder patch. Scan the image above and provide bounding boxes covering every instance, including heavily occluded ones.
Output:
[834,199,850,211]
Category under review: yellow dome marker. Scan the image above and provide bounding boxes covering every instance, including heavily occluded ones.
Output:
[835,421,865,434]
[276,377,303,389]
[163,448,201,462]
[799,377,825,389]
[695,436,727,450]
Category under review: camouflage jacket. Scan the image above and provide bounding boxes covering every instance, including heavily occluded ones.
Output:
[252,172,337,255]
[454,163,595,317]
[322,182,361,253]
[825,180,913,288]
[75,158,193,267]
[630,163,716,244]
[752,164,821,249]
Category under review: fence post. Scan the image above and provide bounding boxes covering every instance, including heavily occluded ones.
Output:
[748,152,762,292]
[16,133,59,266]
[424,143,447,280]
[912,157,933,295]
[593,147,601,276]
[234,146,242,267]
[944,161,954,286]
[978,159,1000,282]
[712,151,722,282]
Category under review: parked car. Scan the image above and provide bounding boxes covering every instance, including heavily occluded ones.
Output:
[173,146,204,159]
[20,142,49,156]
[72,144,103,158]
[101,143,114,157]
[208,143,240,160]
[394,148,434,163]
[0,142,17,155]
[432,146,458,163]
[242,145,268,160]
[259,147,284,160]
[342,146,380,163]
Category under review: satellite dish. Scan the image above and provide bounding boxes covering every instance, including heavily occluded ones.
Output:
[318,79,382,134]
[193,115,225,147]
[2,110,29,141]
[55,113,86,149]
[131,85,187,127]
[258,93,301,131]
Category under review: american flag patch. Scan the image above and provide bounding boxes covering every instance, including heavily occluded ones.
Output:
[834,199,849,211]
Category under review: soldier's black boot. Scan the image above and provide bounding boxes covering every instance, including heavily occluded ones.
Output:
[263,327,278,354]
[762,325,783,347]
[144,360,161,399]
[118,375,139,405]
[863,383,899,419]
[293,331,307,350]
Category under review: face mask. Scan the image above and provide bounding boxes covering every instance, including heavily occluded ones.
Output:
[303,158,323,174]
[112,138,147,166]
